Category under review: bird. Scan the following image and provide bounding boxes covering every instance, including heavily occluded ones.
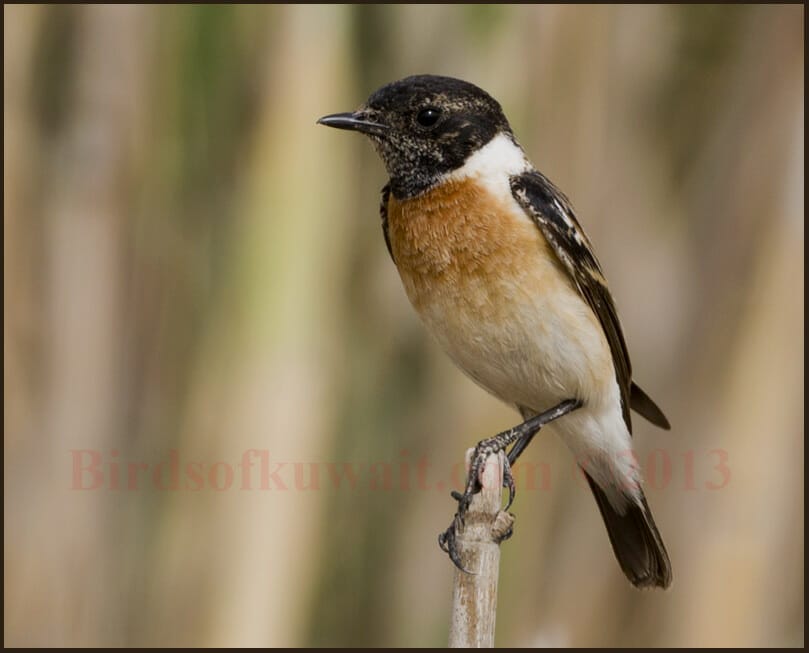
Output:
[318,74,672,589]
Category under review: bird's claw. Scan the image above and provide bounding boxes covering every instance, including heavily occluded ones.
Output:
[439,476,481,573]
[502,457,516,511]
[439,448,518,571]
[438,515,473,573]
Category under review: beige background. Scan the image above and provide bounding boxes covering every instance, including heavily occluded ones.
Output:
[4,4,804,647]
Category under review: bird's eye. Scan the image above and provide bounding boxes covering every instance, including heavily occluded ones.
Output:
[416,107,441,128]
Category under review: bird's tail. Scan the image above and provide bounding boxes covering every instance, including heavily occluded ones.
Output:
[585,472,672,589]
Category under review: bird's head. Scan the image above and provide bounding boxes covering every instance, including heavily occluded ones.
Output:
[318,75,513,198]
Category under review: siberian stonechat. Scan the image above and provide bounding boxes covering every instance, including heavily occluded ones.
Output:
[319,75,672,589]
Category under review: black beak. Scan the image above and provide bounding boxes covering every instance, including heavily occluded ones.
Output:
[317,112,388,137]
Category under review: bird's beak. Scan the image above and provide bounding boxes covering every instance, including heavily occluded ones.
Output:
[317,111,388,137]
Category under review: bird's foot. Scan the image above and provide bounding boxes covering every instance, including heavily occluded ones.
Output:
[437,399,584,572]
[438,445,516,573]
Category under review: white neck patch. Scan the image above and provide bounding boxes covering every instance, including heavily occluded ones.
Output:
[447,132,530,183]
[444,132,531,206]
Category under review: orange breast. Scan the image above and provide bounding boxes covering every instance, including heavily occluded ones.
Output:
[386,178,564,314]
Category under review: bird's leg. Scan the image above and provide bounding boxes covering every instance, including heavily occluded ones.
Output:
[439,398,582,571]
[507,398,583,467]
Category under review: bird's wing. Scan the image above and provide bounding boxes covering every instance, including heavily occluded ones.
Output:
[379,183,395,262]
[510,170,635,431]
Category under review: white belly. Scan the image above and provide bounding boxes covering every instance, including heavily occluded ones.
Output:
[413,261,613,414]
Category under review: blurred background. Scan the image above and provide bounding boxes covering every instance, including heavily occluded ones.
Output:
[4,4,804,647]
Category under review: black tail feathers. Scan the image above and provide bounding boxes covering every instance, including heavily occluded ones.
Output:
[585,472,672,589]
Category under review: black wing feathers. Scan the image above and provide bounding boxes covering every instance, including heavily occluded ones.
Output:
[630,382,671,430]
[379,183,395,263]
